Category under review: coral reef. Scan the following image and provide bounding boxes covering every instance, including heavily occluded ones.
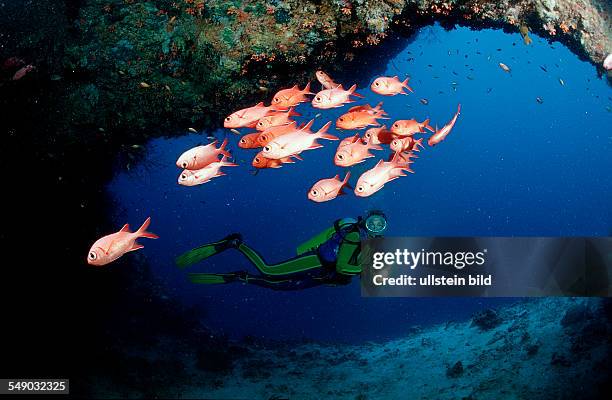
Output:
[4,0,611,142]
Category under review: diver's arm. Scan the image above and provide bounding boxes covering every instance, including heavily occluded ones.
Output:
[335,231,362,275]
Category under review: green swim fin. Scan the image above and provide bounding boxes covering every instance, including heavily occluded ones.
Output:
[176,234,242,268]
[188,273,231,284]
[188,272,246,285]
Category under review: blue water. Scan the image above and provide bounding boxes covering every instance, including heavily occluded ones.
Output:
[108,25,612,342]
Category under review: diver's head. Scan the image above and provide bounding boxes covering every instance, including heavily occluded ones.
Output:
[363,210,387,237]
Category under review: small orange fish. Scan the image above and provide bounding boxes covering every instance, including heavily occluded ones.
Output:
[336,109,388,130]
[252,152,301,169]
[334,134,383,167]
[87,217,158,266]
[390,118,434,137]
[238,132,262,149]
[308,172,351,202]
[311,84,364,109]
[363,125,395,145]
[255,108,301,131]
[390,136,425,153]
[347,102,387,116]
[263,121,337,160]
[178,156,238,186]
[355,153,414,197]
[224,102,277,128]
[315,70,340,90]
[428,104,461,146]
[371,76,414,96]
[272,83,314,108]
[176,139,231,170]
[257,121,304,146]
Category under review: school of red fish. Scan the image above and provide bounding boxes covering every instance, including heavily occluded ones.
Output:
[176,70,461,203]
[87,71,460,265]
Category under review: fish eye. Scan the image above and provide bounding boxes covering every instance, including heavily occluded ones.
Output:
[180,174,187,180]
[181,162,187,168]
[264,146,271,152]
[312,190,318,196]
[375,81,379,86]
[254,157,260,162]
[225,117,231,121]
[88,252,97,260]
[393,123,398,128]
[337,154,344,160]
[357,186,364,192]
[240,138,246,143]
[316,96,321,101]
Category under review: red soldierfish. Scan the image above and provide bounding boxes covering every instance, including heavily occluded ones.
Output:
[316,70,340,90]
[308,172,351,202]
[311,84,364,109]
[178,156,237,186]
[363,125,395,145]
[87,217,158,266]
[390,136,424,153]
[334,134,383,167]
[257,121,302,147]
[224,102,276,128]
[252,152,300,169]
[354,152,414,197]
[12,65,35,80]
[428,104,461,146]
[390,118,434,137]
[262,121,337,159]
[336,110,387,130]
[370,76,414,96]
[272,83,314,108]
[347,102,387,116]
[176,139,231,170]
[256,108,301,131]
[238,132,263,149]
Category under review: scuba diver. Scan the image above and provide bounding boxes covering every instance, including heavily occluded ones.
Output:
[176,210,387,290]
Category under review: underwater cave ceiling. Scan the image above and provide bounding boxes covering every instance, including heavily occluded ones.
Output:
[5,0,612,143]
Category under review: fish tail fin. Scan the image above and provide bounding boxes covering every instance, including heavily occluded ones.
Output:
[342,171,353,190]
[219,138,232,158]
[348,84,364,98]
[342,171,351,185]
[401,78,414,93]
[302,119,315,132]
[456,103,462,114]
[423,118,435,133]
[316,122,338,140]
[303,82,315,95]
[221,156,239,167]
[136,217,159,239]
[413,138,425,151]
